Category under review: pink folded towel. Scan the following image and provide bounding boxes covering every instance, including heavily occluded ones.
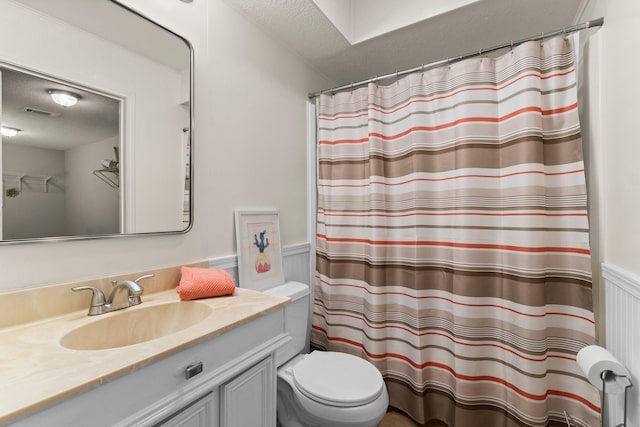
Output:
[176,267,236,300]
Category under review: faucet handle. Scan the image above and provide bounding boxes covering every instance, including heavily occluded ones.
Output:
[131,274,154,294]
[71,286,106,306]
[134,274,154,287]
[71,286,107,315]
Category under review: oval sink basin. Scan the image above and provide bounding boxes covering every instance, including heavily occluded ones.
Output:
[60,301,212,351]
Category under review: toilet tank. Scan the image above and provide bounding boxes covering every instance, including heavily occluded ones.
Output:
[263,281,310,366]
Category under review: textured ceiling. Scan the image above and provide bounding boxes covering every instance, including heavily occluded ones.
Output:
[312,0,482,44]
[1,67,119,151]
[225,0,588,88]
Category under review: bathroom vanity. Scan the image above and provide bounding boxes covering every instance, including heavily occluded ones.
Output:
[0,284,289,427]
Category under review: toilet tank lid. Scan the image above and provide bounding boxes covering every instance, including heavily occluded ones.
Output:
[263,281,309,300]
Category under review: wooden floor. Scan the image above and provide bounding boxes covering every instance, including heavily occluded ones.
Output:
[378,410,419,427]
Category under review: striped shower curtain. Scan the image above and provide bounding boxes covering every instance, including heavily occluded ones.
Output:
[312,36,600,427]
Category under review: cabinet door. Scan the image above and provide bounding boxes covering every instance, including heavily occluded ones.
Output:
[220,356,276,427]
[156,390,219,427]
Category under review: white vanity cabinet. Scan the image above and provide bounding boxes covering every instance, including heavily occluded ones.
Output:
[156,391,218,427]
[158,356,275,427]
[8,309,287,427]
[220,356,275,427]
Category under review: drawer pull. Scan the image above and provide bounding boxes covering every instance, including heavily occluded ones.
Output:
[185,362,203,380]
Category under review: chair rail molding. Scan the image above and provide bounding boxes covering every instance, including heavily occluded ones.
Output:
[602,263,640,300]
[208,242,311,286]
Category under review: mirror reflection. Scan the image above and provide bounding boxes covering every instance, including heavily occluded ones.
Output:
[2,67,121,239]
[0,0,192,242]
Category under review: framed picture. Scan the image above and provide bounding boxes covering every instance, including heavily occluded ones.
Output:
[234,210,285,290]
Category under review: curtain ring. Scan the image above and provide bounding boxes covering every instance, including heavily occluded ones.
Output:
[395,70,399,85]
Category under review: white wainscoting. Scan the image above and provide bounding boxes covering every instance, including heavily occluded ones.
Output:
[207,242,311,288]
[602,263,639,427]
[209,242,312,353]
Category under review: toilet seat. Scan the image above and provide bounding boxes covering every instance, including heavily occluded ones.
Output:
[291,351,384,407]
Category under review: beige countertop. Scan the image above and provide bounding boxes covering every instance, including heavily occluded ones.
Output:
[0,287,289,425]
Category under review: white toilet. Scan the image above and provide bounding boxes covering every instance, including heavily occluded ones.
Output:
[264,281,389,427]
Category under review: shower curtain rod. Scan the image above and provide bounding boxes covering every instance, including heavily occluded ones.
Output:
[308,17,604,98]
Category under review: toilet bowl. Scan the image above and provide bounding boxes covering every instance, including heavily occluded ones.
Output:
[263,282,388,427]
[276,351,388,427]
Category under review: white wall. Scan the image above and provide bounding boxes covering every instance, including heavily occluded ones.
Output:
[2,144,66,239]
[351,0,479,44]
[125,60,188,234]
[578,0,640,274]
[579,0,640,322]
[579,0,640,423]
[591,1,640,270]
[65,137,119,236]
[314,0,480,44]
[0,0,332,291]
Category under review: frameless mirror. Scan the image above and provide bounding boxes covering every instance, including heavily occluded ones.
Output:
[0,0,192,242]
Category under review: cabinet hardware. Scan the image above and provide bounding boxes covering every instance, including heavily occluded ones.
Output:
[185,362,203,379]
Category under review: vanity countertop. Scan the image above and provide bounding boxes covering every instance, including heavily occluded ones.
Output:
[0,287,289,425]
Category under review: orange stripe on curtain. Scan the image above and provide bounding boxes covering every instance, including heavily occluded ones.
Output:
[312,35,600,427]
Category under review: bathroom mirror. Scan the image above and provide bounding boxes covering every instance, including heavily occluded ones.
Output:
[0,0,192,242]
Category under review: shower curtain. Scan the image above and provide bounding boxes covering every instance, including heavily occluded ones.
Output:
[312,36,600,427]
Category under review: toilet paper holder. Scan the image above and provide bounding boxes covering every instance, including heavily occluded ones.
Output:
[576,345,633,427]
[563,371,632,427]
[600,370,632,427]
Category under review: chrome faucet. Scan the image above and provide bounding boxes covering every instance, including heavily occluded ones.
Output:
[71,274,154,316]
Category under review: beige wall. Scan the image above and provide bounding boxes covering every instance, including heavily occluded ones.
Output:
[0,0,332,292]
[594,1,640,269]
[578,0,640,342]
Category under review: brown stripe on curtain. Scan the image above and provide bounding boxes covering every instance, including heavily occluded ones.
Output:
[319,135,584,179]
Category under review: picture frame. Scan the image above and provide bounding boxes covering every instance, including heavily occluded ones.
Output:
[234,210,285,290]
